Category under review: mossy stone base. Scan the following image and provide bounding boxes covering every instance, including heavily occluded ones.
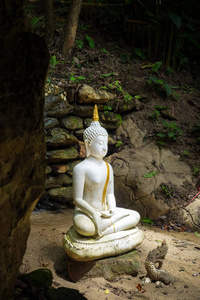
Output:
[67,250,141,282]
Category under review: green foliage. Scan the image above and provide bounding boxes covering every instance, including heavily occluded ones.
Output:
[142,171,158,178]
[116,140,123,148]
[134,0,200,68]
[195,231,200,237]
[76,39,84,49]
[149,109,161,121]
[49,55,64,73]
[100,48,109,54]
[161,185,172,197]
[86,35,95,48]
[193,166,200,177]
[116,113,122,126]
[148,76,172,98]
[69,74,86,82]
[157,120,183,145]
[141,217,153,224]
[30,16,44,27]
[133,48,145,60]
[151,61,162,72]
[108,81,133,104]
[18,269,53,289]
[181,150,190,157]
[100,72,114,78]
[103,105,112,114]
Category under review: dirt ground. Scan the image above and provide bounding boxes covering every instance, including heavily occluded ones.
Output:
[20,209,200,300]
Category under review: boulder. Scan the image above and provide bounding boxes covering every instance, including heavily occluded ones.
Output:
[67,249,141,282]
[99,112,122,130]
[47,148,79,163]
[46,174,72,189]
[72,105,94,117]
[60,116,83,131]
[78,84,115,104]
[46,128,78,149]
[45,96,73,118]
[44,117,59,129]
[181,196,200,231]
[47,186,73,202]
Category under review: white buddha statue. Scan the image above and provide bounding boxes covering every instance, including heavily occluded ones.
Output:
[63,105,143,261]
[73,105,140,238]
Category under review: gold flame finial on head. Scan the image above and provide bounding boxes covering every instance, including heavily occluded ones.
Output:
[92,104,99,121]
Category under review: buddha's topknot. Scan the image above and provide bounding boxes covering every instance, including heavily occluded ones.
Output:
[83,104,108,145]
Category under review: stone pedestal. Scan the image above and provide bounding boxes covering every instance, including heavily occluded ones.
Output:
[63,226,143,261]
[67,249,141,282]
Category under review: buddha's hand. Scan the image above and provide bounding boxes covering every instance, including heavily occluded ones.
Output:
[100,210,115,218]
[92,211,104,237]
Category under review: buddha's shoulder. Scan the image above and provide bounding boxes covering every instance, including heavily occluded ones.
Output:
[73,160,91,173]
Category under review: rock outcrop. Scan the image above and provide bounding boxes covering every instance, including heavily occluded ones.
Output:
[108,118,194,219]
[0,27,49,300]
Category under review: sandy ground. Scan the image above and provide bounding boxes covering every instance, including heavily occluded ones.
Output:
[20,209,200,300]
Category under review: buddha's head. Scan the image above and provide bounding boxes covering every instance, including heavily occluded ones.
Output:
[84,105,108,158]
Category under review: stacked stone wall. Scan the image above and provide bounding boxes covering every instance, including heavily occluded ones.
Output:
[44,84,121,204]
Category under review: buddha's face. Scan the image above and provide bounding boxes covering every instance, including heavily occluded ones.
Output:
[89,135,108,159]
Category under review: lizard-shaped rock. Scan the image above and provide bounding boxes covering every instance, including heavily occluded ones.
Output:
[145,239,174,285]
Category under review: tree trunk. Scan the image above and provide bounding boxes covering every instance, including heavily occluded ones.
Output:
[0,1,49,299]
[62,0,82,59]
[44,0,54,45]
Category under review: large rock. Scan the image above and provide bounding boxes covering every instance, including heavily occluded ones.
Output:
[60,116,83,131]
[108,119,194,220]
[45,96,73,118]
[44,117,59,130]
[67,249,141,282]
[46,128,78,149]
[46,174,72,189]
[181,196,200,230]
[47,148,79,163]
[99,111,122,130]
[47,186,73,202]
[0,28,49,299]
[72,104,94,117]
[78,84,116,104]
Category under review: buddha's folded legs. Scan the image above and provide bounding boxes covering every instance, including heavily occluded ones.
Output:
[73,207,140,237]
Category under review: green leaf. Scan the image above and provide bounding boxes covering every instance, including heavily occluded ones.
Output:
[169,13,182,29]
[30,16,43,27]
[86,35,95,48]
[50,55,57,68]
[195,231,200,237]
[141,217,153,224]
[76,39,84,49]
[100,48,109,54]
[152,61,162,72]
[157,132,166,138]
[69,76,76,82]
[133,48,145,60]
[168,132,175,138]
[19,269,53,289]
[100,72,114,78]
[142,171,159,178]
[154,105,169,110]
[134,95,142,99]
[163,83,172,97]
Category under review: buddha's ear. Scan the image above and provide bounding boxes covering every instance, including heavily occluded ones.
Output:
[85,141,90,157]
